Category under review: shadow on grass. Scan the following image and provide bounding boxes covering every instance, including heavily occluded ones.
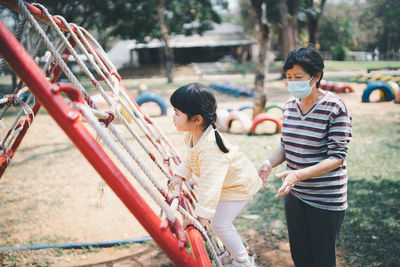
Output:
[340,178,400,267]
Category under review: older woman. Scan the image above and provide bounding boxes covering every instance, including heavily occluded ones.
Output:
[258,46,352,267]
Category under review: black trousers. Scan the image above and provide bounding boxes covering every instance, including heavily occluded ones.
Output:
[283,194,345,267]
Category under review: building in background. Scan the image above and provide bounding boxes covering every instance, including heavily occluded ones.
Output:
[107,22,257,70]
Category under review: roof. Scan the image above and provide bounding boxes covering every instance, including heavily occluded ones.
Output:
[133,22,256,49]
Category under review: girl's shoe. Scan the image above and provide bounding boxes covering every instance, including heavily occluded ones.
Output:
[223,256,257,267]
[219,250,234,265]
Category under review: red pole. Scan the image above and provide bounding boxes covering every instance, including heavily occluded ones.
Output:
[0,19,200,267]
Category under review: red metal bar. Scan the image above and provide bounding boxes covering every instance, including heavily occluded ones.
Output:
[0,19,201,266]
[187,226,213,266]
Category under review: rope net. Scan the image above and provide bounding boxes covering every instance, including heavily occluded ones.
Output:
[0,1,225,266]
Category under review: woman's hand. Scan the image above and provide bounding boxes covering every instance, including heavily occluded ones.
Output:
[274,170,301,198]
[168,175,183,193]
[258,160,272,186]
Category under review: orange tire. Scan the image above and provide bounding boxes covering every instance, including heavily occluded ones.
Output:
[250,113,282,134]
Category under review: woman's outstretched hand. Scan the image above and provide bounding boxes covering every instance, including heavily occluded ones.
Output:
[258,160,272,186]
[274,170,301,198]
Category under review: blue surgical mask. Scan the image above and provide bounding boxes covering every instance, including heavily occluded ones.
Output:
[287,76,315,98]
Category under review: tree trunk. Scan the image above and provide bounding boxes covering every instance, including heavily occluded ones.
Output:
[306,0,326,46]
[251,0,270,117]
[279,0,300,62]
[157,0,174,83]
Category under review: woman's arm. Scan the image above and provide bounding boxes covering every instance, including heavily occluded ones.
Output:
[258,147,286,185]
[274,157,343,198]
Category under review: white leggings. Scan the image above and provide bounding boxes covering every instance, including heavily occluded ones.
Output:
[210,200,249,262]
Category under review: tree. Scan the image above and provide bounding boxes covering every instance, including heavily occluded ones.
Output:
[156,0,174,83]
[367,0,400,55]
[303,0,326,46]
[278,0,301,63]
[250,0,271,116]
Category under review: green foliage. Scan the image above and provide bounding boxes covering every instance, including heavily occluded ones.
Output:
[27,0,228,49]
[331,44,347,61]
[367,0,400,53]
[108,0,228,42]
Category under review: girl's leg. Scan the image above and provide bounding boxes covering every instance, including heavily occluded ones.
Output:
[210,200,249,262]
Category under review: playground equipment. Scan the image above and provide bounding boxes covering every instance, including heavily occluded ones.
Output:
[217,103,283,135]
[361,81,395,102]
[135,91,168,116]
[249,113,282,135]
[209,82,254,97]
[319,80,354,94]
[225,110,252,133]
[0,1,227,266]
[352,73,400,86]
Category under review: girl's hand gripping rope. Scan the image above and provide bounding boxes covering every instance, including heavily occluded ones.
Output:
[168,175,183,193]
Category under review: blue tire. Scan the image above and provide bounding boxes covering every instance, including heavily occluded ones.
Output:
[238,104,253,111]
[135,92,168,116]
[362,82,395,103]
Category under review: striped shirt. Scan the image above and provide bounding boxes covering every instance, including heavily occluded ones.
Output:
[281,92,352,211]
[174,126,262,219]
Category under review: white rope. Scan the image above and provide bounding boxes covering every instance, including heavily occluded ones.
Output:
[79,27,181,165]
[20,3,183,224]
[53,16,176,196]
[1,93,34,154]
[78,103,177,223]
[16,0,91,105]
[13,2,217,262]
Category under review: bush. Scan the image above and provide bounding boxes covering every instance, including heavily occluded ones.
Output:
[331,45,348,61]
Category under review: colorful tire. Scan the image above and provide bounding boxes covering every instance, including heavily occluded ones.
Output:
[225,111,252,133]
[387,81,400,97]
[334,83,354,94]
[249,113,282,135]
[319,80,327,90]
[325,81,336,92]
[216,108,230,132]
[135,92,167,116]
[395,87,400,103]
[264,102,284,112]
[361,82,395,102]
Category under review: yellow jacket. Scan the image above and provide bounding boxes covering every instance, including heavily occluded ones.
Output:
[174,126,262,219]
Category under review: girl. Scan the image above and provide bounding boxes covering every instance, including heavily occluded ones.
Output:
[169,83,261,266]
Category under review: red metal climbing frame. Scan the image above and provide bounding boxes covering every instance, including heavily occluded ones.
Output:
[0,1,211,266]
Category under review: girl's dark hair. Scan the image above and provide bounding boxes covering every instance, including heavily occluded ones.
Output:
[170,83,229,153]
[283,45,325,88]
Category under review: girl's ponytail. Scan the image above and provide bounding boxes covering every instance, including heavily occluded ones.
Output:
[210,121,229,153]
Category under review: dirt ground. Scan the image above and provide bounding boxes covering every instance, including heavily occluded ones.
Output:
[0,74,398,267]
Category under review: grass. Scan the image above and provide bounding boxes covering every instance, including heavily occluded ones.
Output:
[233,112,400,267]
